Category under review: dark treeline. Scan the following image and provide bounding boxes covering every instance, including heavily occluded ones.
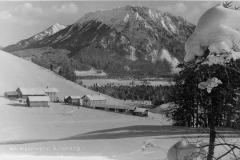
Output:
[32,52,79,82]
[89,84,174,106]
[170,61,240,128]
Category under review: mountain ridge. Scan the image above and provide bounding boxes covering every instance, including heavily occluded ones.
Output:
[4,5,195,77]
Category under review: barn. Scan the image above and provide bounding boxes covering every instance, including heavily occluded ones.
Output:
[64,96,82,106]
[43,88,59,102]
[124,100,153,108]
[4,91,19,99]
[16,87,46,99]
[133,107,149,117]
[26,96,50,107]
[81,94,107,108]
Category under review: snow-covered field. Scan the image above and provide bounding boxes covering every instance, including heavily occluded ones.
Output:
[0,50,239,160]
[0,50,174,159]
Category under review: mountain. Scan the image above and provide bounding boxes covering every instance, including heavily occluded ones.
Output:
[4,6,195,77]
[4,23,67,52]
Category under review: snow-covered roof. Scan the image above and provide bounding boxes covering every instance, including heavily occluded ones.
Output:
[27,96,50,102]
[17,88,46,96]
[125,100,152,105]
[151,102,177,114]
[68,96,82,99]
[43,88,58,93]
[4,91,18,96]
[82,94,107,101]
[95,104,135,110]
[134,107,148,113]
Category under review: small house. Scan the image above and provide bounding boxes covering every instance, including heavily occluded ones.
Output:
[26,96,50,107]
[43,88,59,102]
[4,91,19,99]
[16,87,46,99]
[64,96,82,106]
[81,94,107,108]
[124,100,153,108]
[133,107,149,117]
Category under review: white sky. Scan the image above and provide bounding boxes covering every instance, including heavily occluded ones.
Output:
[0,1,219,46]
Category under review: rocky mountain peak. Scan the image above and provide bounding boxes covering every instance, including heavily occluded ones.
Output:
[4,6,195,77]
[32,23,67,41]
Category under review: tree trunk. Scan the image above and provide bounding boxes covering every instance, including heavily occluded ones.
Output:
[207,112,216,160]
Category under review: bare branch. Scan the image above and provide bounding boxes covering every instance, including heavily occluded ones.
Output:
[216,146,236,160]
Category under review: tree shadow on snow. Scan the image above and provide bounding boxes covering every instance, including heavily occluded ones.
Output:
[7,103,27,107]
[0,125,239,145]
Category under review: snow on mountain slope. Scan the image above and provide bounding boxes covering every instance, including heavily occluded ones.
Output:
[185,4,240,62]
[32,23,66,41]
[0,50,124,106]
[4,23,66,52]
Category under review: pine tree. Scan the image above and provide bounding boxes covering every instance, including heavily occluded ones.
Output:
[171,56,240,159]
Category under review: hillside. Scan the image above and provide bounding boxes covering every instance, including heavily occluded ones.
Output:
[0,49,175,160]
[4,6,195,77]
[0,50,124,106]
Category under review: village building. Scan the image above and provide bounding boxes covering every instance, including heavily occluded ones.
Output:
[124,100,153,108]
[81,94,107,108]
[4,91,19,99]
[132,107,149,117]
[43,88,59,102]
[64,96,82,106]
[94,103,135,113]
[26,96,50,107]
[16,87,46,99]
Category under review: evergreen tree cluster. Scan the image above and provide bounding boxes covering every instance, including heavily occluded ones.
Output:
[32,52,77,82]
[170,60,240,128]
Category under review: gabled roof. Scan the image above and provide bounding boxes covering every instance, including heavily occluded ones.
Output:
[5,91,18,96]
[97,104,135,110]
[68,96,82,99]
[43,88,58,93]
[27,96,50,102]
[133,107,148,113]
[17,87,46,96]
[82,94,107,101]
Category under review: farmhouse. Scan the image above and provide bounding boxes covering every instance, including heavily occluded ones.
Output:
[81,94,107,108]
[16,87,46,99]
[43,88,59,102]
[4,91,19,98]
[94,103,135,113]
[64,96,82,106]
[125,100,153,108]
[133,107,149,117]
[26,96,50,107]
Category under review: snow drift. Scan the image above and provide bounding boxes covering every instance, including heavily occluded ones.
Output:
[167,140,207,160]
[185,3,240,62]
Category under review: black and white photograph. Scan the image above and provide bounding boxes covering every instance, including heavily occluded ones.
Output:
[0,0,240,160]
